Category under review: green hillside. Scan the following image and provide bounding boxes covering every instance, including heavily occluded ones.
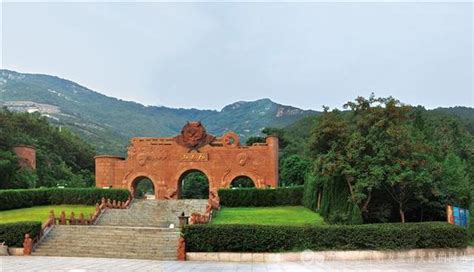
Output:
[0,70,318,155]
[0,110,95,189]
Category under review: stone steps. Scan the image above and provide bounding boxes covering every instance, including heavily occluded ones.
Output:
[97,199,208,227]
[33,199,207,260]
[33,225,180,260]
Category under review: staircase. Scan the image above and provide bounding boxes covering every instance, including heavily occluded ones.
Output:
[33,225,179,260]
[32,199,208,260]
[97,199,208,227]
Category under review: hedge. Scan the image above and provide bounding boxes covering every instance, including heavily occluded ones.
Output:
[0,222,42,247]
[218,186,304,207]
[0,188,130,211]
[183,222,468,252]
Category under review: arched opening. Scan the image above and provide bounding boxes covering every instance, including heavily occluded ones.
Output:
[230,176,256,188]
[179,170,209,199]
[132,177,155,199]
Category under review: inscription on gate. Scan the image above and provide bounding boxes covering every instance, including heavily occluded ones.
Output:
[179,153,209,162]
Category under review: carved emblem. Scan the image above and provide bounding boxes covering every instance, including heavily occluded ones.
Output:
[222,132,239,147]
[137,153,148,166]
[174,121,215,152]
[237,153,248,166]
[151,148,167,160]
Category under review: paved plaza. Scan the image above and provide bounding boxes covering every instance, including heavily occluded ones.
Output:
[1,256,473,272]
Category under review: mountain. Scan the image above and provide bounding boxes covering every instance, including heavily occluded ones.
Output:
[432,106,474,135]
[0,69,319,155]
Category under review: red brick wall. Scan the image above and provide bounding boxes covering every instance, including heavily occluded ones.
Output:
[95,132,279,199]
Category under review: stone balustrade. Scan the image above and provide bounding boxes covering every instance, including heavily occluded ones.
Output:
[23,196,132,255]
[188,189,220,225]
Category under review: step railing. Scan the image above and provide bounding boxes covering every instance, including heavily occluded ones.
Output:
[178,190,221,261]
[187,189,221,225]
[23,196,132,255]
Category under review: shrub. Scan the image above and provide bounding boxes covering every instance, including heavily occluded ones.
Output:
[0,188,130,211]
[218,186,304,207]
[0,222,42,247]
[183,222,468,252]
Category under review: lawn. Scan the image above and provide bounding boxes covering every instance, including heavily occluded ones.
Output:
[211,206,325,226]
[0,205,96,224]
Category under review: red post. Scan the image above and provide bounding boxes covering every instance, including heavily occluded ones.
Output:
[60,211,66,225]
[70,212,76,225]
[177,237,186,261]
[23,234,33,255]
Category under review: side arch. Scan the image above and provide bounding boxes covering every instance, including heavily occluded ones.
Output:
[125,172,158,198]
[224,172,262,188]
[229,175,256,188]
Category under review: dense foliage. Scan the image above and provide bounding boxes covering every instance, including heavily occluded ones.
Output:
[302,95,473,224]
[0,221,42,247]
[218,187,303,207]
[0,109,95,188]
[0,188,130,211]
[134,178,154,198]
[229,176,256,188]
[181,172,210,199]
[184,222,468,252]
[280,155,311,186]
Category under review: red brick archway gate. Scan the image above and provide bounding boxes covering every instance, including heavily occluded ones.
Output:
[95,122,279,199]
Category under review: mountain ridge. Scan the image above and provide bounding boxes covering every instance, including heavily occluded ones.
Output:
[0,69,319,155]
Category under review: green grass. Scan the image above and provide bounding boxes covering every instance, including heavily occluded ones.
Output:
[211,206,325,226]
[0,205,95,224]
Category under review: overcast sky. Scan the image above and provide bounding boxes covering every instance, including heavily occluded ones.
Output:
[1,1,472,110]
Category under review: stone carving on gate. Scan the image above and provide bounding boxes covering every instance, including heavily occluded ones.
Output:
[95,121,279,199]
[174,121,216,152]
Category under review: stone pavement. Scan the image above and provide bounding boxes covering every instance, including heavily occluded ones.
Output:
[1,256,473,272]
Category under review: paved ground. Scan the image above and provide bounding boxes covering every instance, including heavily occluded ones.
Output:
[1,255,473,272]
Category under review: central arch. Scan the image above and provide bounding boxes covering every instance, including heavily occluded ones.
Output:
[177,169,210,199]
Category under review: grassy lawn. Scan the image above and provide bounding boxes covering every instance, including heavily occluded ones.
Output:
[0,205,96,224]
[211,206,325,226]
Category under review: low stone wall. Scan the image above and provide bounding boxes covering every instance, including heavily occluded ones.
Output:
[7,247,23,256]
[187,247,474,262]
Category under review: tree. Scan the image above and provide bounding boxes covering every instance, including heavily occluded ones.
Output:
[280,155,311,186]
[309,95,452,223]
[0,150,18,189]
[245,136,266,146]
[440,153,470,207]
[181,172,209,199]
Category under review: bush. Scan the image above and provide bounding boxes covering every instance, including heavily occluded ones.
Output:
[0,188,130,211]
[0,222,42,247]
[183,222,468,252]
[218,186,304,207]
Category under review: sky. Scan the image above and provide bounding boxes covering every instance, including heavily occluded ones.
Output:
[1,1,472,110]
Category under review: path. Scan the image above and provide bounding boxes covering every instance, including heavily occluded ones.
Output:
[1,255,473,272]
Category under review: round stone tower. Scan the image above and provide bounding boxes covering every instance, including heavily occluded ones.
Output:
[12,145,36,170]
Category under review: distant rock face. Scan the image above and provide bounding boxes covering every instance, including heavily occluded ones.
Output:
[0,69,319,155]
